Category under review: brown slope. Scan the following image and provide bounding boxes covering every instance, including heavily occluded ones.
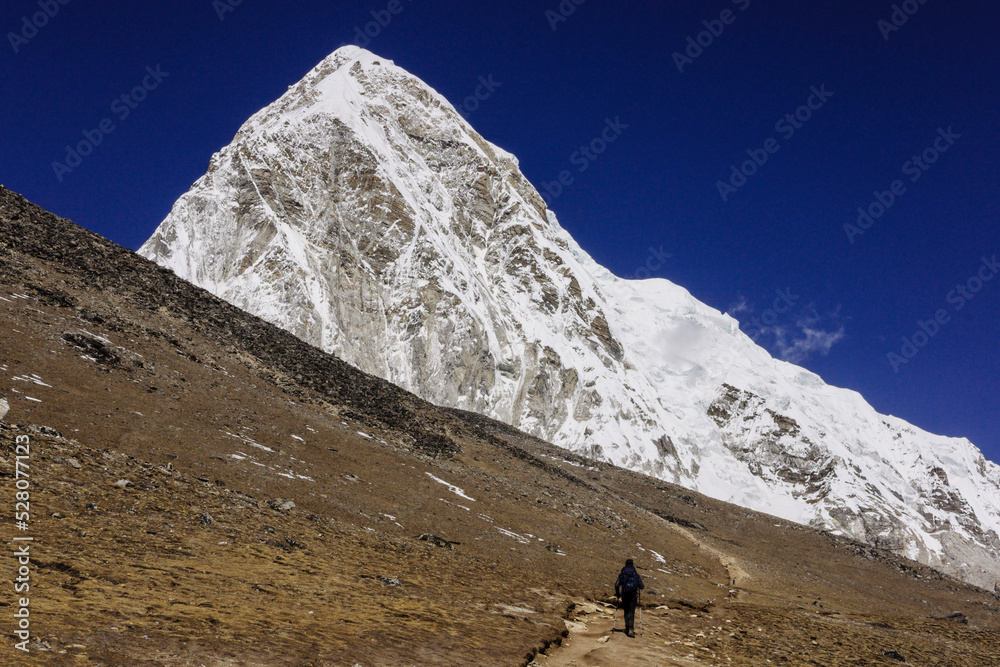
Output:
[0,186,996,666]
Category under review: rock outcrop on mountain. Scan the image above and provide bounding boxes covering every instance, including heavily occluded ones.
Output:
[140,46,1000,589]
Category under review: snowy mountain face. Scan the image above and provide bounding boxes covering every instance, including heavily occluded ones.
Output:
[140,46,1000,589]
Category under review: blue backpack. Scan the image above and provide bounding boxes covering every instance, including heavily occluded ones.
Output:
[621,570,638,595]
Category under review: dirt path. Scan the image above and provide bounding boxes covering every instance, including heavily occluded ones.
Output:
[535,522,750,666]
[666,522,751,589]
[532,600,719,667]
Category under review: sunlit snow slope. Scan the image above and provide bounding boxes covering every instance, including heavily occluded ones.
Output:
[140,46,1000,589]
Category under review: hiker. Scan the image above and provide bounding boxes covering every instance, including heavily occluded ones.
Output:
[614,558,644,637]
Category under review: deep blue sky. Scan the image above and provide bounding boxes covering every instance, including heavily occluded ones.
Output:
[2,1,997,462]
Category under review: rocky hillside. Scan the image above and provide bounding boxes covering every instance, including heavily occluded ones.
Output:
[139,46,1000,590]
[3,190,1000,664]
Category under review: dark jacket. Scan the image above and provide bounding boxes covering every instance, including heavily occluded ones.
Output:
[615,565,645,598]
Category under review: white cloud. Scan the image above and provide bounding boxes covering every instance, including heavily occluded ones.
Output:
[742,301,847,363]
[728,293,752,315]
[772,319,846,363]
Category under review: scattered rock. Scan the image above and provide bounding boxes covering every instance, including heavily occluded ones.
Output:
[596,635,610,643]
[64,457,82,469]
[652,509,706,531]
[417,533,460,549]
[28,424,62,438]
[113,479,133,489]
[200,513,214,527]
[268,498,295,512]
[265,537,305,551]
[678,494,698,507]
[881,649,906,662]
[60,332,121,367]
[413,431,460,459]
[85,503,98,511]
[932,612,969,624]
[0,398,8,421]
[377,576,402,588]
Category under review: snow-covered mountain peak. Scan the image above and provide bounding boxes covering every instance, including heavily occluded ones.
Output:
[140,48,1000,590]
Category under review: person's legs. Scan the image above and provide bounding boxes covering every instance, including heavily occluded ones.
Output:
[623,595,637,634]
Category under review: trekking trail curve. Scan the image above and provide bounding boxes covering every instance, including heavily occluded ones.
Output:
[535,520,750,666]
